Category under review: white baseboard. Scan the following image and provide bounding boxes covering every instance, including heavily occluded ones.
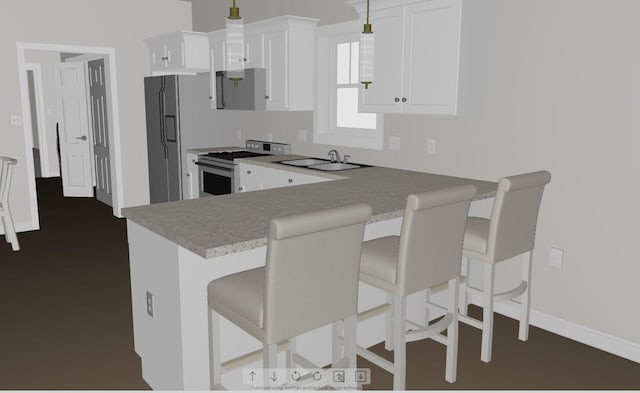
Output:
[468,292,640,364]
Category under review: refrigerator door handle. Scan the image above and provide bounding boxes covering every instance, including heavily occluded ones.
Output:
[159,78,169,159]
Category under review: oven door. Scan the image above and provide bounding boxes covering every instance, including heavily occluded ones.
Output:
[196,162,235,196]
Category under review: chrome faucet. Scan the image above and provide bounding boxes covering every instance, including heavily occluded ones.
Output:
[328,149,341,163]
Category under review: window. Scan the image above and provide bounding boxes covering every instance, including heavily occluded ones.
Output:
[314,22,383,150]
[335,42,377,129]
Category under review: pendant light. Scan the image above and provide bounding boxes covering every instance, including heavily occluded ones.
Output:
[359,0,374,89]
[226,0,244,87]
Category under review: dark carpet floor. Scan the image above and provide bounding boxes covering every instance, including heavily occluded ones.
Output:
[1,178,639,390]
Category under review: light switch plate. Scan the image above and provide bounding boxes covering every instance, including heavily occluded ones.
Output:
[550,247,564,268]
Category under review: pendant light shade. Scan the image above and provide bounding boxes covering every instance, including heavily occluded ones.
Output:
[226,0,244,86]
[360,0,374,89]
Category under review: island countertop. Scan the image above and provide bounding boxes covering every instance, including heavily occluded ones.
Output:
[123,156,497,259]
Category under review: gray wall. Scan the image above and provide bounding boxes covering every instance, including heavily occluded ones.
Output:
[0,0,192,227]
[191,0,640,347]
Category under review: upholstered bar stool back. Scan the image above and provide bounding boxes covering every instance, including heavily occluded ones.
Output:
[0,156,19,251]
[207,203,372,389]
[459,170,551,363]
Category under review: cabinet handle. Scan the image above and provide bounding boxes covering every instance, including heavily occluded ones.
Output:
[394,97,400,103]
[402,97,407,103]
[161,56,169,61]
[265,95,270,100]
[288,179,293,183]
[247,170,252,174]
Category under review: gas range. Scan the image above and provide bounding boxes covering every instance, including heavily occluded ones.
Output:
[195,140,290,197]
[197,140,291,167]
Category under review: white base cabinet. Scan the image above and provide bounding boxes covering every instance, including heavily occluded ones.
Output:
[237,162,331,193]
[352,0,462,115]
[145,31,210,75]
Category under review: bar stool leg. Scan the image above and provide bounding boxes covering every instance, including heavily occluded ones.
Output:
[459,256,470,315]
[208,309,222,389]
[385,293,394,351]
[263,343,277,387]
[519,251,533,341]
[343,315,357,368]
[332,321,342,365]
[286,337,296,370]
[392,295,406,391]
[481,263,495,363]
[424,288,431,326]
[445,277,459,383]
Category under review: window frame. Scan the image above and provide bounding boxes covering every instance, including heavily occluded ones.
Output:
[314,21,384,150]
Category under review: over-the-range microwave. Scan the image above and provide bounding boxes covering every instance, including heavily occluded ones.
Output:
[215,68,266,110]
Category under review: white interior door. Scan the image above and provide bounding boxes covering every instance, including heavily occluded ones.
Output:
[55,62,94,197]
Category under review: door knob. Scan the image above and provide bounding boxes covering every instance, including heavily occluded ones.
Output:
[76,135,88,141]
[402,97,407,103]
[394,97,400,103]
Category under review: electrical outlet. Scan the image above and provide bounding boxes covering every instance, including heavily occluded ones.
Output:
[297,129,307,142]
[389,136,401,151]
[146,291,154,317]
[550,247,564,269]
[427,138,437,155]
[10,115,22,127]
[266,132,273,142]
[236,129,242,140]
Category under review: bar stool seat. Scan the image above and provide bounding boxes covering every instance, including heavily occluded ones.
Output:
[207,203,372,390]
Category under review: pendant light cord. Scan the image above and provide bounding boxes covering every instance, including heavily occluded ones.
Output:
[366,0,370,25]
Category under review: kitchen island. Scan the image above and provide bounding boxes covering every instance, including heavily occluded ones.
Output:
[123,156,497,390]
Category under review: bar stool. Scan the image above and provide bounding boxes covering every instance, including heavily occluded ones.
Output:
[357,185,477,390]
[207,203,372,389]
[0,156,19,251]
[458,170,551,363]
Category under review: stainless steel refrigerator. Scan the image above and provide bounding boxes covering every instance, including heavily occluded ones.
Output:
[144,73,234,204]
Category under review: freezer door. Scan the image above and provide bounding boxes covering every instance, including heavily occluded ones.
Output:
[163,76,182,202]
[144,76,169,204]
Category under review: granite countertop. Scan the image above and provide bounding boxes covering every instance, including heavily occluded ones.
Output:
[123,156,497,259]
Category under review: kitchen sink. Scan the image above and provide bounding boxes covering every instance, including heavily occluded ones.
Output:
[307,162,363,171]
[279,158,332,166]
[277,158,371,171]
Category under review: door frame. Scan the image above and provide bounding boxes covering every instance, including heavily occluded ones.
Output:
[16,42,125,227]
[24,63,54,177]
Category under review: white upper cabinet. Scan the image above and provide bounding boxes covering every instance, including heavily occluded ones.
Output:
[353,0,462,115]
[145,31,210,75]
[208,16,319,111]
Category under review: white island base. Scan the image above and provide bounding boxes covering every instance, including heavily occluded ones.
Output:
[127,217,445,390]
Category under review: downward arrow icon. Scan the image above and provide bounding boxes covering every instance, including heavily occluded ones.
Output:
[271,371,278,382]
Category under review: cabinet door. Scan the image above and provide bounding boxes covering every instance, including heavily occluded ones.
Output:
[359,7,404,114]
[402,0,461,114]
[149,43,168,70]
[237,163,264,192]
[165,38,184,70]
[244,32,264,69]
[264,30,288,110]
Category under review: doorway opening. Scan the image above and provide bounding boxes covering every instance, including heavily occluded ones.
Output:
[17,43,125,232]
